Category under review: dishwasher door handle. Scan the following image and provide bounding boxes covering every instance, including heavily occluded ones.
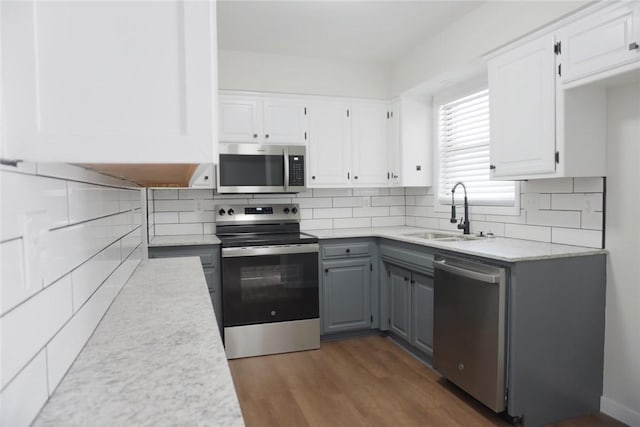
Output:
[433,260,500,284]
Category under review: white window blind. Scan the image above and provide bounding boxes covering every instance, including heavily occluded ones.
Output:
[438,88,516,206]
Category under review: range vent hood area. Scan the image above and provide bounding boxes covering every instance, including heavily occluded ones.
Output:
[79,163,215,188]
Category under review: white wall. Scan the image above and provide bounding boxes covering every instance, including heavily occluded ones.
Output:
[218,49,391,99]
[391,1,588,96]
[601,82,640,425]
[0,164,144,427]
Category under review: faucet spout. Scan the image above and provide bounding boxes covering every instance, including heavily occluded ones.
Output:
[450,182,470,235]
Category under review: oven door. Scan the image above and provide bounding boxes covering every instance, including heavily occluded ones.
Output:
[222,244,319,327]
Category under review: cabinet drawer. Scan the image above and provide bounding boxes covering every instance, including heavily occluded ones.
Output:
[322,242,371,259]
[148,245,219,268]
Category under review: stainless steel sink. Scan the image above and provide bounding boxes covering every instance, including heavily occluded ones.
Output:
[407,232,480,242]
[408,232,456,240]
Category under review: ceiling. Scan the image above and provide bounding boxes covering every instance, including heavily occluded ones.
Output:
[217,1,485,63]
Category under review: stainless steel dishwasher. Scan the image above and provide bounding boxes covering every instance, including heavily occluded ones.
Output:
[433,255,507,412]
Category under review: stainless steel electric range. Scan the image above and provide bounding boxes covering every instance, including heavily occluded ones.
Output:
[216,203,320,359]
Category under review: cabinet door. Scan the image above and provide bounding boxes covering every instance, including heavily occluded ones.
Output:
[387,102,401,186]
[558,3,640,84]
[322,258,371,334]
[307,100,351,187]
[411,272,434,356]
[389,265,411,341]
[262,99,308,144]
[218,96,261,143]
[1,1,217,163]
[488,35,557,178]
[351,102,389,186]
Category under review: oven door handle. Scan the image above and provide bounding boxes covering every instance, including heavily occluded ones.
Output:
[222,244,319,258]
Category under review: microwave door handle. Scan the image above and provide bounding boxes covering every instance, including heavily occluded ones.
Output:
[284,146,290,192]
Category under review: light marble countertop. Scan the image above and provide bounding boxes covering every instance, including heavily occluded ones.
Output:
[149,234,221,247]
[34,258,244,427]
[305,226,607,262]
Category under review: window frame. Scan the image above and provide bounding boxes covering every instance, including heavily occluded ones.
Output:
[432,78,520,216]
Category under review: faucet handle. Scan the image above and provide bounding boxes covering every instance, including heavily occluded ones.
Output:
[450,205,457,223]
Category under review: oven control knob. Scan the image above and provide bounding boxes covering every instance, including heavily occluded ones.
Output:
[227,208,235,216]
[218,209,226,216]
[283,207,290,214]
[291,207,298,214]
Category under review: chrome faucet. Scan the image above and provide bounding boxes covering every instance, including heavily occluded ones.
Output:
[450,182,470,235]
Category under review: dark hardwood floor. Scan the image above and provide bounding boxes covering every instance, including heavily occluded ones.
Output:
[228,335,626,427]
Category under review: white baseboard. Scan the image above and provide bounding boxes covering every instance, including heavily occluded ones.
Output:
[601,396,640,426]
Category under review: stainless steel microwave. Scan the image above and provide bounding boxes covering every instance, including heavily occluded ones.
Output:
[217,144,306,193]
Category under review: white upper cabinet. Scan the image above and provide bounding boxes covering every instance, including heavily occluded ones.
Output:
[307,100,351,186]
[389,97,432,187]
[262,99,308,144]
[218,94,308,144]
[489,35,558,178]
[218,96,261,143]
[557,1,640,85]
[350,102,389,186]
[1,0,217,163]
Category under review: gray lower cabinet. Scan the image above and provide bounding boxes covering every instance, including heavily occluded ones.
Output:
[149,245,222,334]
[322,257,372,334]
[386,264,434,356]
[411,272,434,355]
[389,265,411,340]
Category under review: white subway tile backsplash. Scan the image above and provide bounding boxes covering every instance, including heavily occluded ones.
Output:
[1,171,69,241]
[389,188,405,196]
[405,196,416,206]
[405,187,429,196]
[0,238,33,315]
[552,227,602,248]
[250,198,294,205]
[352,188,389,196]
[504,224,551,243]
[300,219,333,230]
[414,195,435,206]
[178,211,216,224]
[526,209,581,228]
[372,216,405,227]
[155,223,203,236]
[312,188,352,197]
[313,208,352,219]
[573,177,604,193]
[203,223,216,235]
[46,267,115,394]
[353,207,389,217]
[371,196,405,206]
[521,178,573,194]
[551,193,603,212]
[297,197,333,209]
[390,206,406,216]
[152,189,178,199]
[414,217,439,229]
[1,166,144,426]
[67,182,121,224]
[71,241,121,312]
[333,197,365,208]
[582,211,603,230]
[0,350,49,427]
[153,199,196,212]
[300,209,313,220]
[154,212,179,224]
[333,217,372,229]
[470,221,506,237]
[1,276,72,389]
[178,189,214,200]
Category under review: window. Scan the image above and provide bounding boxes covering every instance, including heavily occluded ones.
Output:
[436,87,516,207]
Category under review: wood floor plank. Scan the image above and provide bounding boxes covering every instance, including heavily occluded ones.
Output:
[228,336,624,427]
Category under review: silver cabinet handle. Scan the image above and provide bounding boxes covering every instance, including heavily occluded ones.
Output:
[433,260,500,284]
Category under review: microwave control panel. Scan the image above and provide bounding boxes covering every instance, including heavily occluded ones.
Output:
[289,155,305,186]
